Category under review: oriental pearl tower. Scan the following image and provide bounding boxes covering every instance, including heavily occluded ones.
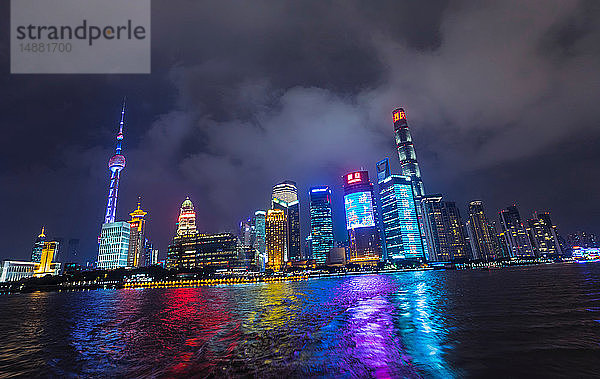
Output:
[103,101,127,224]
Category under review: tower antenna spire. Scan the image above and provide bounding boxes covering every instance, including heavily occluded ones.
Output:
[103,100,127,224]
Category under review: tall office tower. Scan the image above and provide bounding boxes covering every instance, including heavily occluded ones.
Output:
[127,201,147,268]
[467,201,502,261]
[309,186,334,265]
[104,101,127,224]
[391,109,430,260]
[239,218,253,247]
[266,209,287,272]
[31,227,46,262]
[376,159,425,262]
[272,180,301,261]
[392,108,424,197]
[421,195,470,262]
[343,170,382,265]
[499,205,534,258]
[254,210,267,270]
[527,212,562,257]
[567,231,599,248]
[444,202,471,260]
[176,197,199,236]
[97,221,131,269]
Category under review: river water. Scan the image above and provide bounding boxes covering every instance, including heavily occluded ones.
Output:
[0,263,599,378]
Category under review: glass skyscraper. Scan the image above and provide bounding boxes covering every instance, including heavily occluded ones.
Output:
[377,159,425,262]
[97,221,131,269]
[272,180,301,261]
[309,186,334,265]
[343,170,381,265]
[393,108,425,197]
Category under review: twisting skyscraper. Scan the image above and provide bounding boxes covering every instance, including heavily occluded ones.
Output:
[392,108,424,197]
[104,101,127,224]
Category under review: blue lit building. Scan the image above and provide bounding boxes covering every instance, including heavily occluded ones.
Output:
[309,186,334,265]
[31,227,46,263]
[376,159,425,262]
[97,221,131,269]
[343,170,382,265]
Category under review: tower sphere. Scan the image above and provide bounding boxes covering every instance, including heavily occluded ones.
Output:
[108,154,126,171]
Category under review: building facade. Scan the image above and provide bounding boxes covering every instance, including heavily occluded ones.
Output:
[421,195,470,262]
[272,180,301,261]
[167,233,238,270]
[527,212,562,257]
[343,170,382,265]
[309,186,334,265]
[466,201,502,261]
[127,202,147,268]
[499,206,535,258]
[31,227,46,263]
[266,209,287,271]
[97,221,131,269]
[377,160,425,262]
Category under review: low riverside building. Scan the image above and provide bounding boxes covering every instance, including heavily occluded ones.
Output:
[166,232,238,270]
[1,241,61,282]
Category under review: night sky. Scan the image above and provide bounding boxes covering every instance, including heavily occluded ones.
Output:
[1,1,600,264]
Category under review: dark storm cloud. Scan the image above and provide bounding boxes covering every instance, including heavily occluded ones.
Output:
[1,0,600,262]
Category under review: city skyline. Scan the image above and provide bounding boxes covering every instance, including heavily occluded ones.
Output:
[2,1,600,263]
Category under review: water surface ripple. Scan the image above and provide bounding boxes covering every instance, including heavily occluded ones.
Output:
[1,263,599,378]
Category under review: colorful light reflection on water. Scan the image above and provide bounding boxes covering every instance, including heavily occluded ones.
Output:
[1,263,599,377]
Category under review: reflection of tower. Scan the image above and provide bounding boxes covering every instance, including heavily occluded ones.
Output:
[104,101,127,224]
[127,200,147,267]
[31,226,46,262]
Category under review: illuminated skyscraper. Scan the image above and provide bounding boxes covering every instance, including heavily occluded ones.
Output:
[176,197,199,236]
[127,201,147,268]
[266,209,287,272]
[421,195,470,262]
[343,170,381,265]
[272,180,301,261]
[466,201,502,261]
[31,227,46,263]
[309,186,334,265]
[104,101,127,224]
[392,108,424,197]
[97,221,131,269]
[526,212,562,257]
[377,159,425,262]
[499,205,534,258]
[254,210,267,270]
